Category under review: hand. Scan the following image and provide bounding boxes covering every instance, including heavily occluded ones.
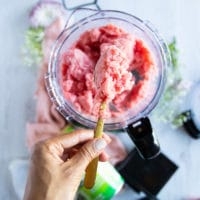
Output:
[23,129,110,200]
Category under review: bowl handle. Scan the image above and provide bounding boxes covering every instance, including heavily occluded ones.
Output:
[64,8,100,28]
[125,117,160,160]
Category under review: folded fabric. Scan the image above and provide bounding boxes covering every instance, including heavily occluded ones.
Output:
[105,133,128,165]
[26,17,67,150]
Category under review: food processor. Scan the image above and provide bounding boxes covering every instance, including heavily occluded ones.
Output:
[45,8,170,159]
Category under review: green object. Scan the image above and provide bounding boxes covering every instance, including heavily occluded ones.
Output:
[79,162,124,200]
[168,37,179,70]
[151,37,191,127]
[21,27,44,67]
[62,124,75,134]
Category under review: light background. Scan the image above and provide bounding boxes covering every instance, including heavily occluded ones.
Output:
[0,0,200,199]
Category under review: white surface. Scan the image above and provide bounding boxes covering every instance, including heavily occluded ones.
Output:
[1,0,200,199]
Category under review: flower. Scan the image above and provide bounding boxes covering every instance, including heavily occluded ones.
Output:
[151,38,191,127]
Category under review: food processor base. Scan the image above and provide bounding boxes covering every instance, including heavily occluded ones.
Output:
[125,117,160,160]
[116,148,178,199]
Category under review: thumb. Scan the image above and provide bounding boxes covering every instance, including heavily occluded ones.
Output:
[70,138,107,170]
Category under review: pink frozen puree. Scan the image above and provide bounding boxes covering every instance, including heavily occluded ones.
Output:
[61,24,157,118]
[94,45,134,103]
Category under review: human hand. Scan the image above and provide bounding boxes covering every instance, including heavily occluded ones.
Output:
[23,129,110,200]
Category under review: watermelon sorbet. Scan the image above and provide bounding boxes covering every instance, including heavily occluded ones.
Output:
[60,24,158,119]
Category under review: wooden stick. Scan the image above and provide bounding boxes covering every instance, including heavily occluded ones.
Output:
[84,103,106,189]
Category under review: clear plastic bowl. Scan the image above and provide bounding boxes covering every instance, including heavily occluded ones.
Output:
[45,8,170,130]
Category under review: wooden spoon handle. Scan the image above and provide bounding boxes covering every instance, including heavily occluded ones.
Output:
[84,104,105,189]
[84,157,99,188]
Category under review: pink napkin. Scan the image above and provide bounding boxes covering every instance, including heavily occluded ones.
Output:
[26,18,66,149]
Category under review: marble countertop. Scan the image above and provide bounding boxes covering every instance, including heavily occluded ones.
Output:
[1,0,200,199]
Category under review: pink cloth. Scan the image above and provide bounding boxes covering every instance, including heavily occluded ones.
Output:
[26,18,66,149]
[106,134,127,165]
[26,63,66,149]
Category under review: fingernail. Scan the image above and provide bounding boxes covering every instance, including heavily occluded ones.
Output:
[95,139,107,151]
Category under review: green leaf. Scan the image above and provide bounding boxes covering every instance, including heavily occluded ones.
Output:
[62,124,75,134]
[168,37,179,70]
[21,27,45,67]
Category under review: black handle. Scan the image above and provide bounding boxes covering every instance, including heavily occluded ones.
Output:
[125,117,160,159]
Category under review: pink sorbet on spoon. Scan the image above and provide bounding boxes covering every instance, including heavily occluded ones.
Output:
[94,45,134,105]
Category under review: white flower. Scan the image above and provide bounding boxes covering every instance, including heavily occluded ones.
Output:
[29,1,66,28]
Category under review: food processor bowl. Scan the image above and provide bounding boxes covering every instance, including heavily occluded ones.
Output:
[45,8,170,159]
